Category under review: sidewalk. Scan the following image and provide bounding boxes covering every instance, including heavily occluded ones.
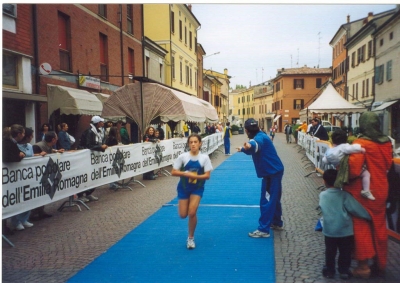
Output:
[2,132,400,283]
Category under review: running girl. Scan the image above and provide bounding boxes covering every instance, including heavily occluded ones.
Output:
[171,134,213,249]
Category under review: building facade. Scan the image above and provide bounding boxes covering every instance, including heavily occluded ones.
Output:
[3,4,41,139]
[372,7,400,142]
[272,66,332,131]
[143,4,200,96]
[345,9,395,129]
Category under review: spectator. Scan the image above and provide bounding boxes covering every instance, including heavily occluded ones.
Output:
[284,123,292,143]
[237,118,285,238]
[77,116,107,202]
[157,123,165,140]
[296,120,308,133]
[310,118,329,141]
[183,122,190,137]
[32,131,64,220]
[223,122,232,155]
[119,121,130,145]
[143,126,159,180]
[269,125,276,142]
[319,169,371,280]
[322,129,374,201]
[217,122,223,133]
[39,123,50,141]
[12,127,46,231]
[57,123,73,151]
[192,123,201,134]
[343,112,392,279]
[2,125,26,234]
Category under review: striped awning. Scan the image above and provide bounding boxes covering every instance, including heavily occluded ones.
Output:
[101,82,218,134]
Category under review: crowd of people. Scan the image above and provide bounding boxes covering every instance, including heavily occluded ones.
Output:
[3,112,394,280]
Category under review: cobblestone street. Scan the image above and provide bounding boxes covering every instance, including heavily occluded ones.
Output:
[2,133,400,282]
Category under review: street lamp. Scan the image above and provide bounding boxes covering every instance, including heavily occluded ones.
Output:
[203,51,220,58]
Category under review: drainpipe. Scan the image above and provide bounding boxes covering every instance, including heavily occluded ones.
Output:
[141,4,145,136]
[32,4,40,95]
[119,4,124,86]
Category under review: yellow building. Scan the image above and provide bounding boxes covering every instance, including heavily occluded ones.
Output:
[144,4,200,96]
[203,69,231,122]
[232,87,255,126]
[253,81,274,130]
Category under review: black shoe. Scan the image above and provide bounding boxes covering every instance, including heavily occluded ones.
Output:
[322,266,335,278]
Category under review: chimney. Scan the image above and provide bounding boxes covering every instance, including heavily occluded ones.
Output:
[347,15,350,23]
[188,4,192,11]
[224,68,228,75]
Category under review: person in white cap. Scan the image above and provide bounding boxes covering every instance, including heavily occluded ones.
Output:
[77,115,108,202]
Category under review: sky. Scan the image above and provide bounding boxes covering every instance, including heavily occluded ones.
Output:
[191,3,397,89]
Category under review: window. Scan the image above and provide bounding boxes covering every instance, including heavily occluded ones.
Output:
[3,4,16,17]
[276,82,280,92]
[98,4,107,18]
[241,97,244,103]
[171,56,175,79]
[351,52,356,68]
[184,26,187,45]
[375,65,384,84]
[189,68,192,87]
[194,71,197,88]
[356,83,358,99]
[293,99,304,110]
[367,40,373,59]
[352,84,355,100]
[357,45,365,64]
[366,78,369,97]
[179,61,182,83]
[362,80,365,98]
[386,60,392,81]
[316,78,322,88]
[389,32,393,40]
[58,12,71,72]
[380,38,384,46]
[293,79,304,89]
[128,48,134,83]
[214,95,219,107]
[179,20,182,40]
[127,5,133,34]
[171,11,175,33]
[2,53,17,87]
[185,65,189,85]
[238,97,240,103]
[238,109,240,116]
[99,33,108,81]
[189,31,192,49]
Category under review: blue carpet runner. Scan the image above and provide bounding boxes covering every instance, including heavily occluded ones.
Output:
[68,153,276,283]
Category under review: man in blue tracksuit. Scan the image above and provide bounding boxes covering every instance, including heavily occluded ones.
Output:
[237,118,285,238]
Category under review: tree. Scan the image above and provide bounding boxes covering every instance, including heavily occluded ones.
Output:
[235,84,246,90]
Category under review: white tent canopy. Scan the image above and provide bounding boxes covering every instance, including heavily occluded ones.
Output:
[299,83,366,120]
[101,82,218,133]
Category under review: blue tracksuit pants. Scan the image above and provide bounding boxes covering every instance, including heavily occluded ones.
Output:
[224,137,230,154]
[258,171,283,233]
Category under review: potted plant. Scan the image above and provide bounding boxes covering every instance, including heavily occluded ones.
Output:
[231,124,239,135]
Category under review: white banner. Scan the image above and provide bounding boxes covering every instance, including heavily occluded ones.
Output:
[2,134,223,219]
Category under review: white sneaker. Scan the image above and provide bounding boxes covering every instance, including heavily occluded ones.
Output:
[15,223,25,231]
[361,190,375,200]
[86,195,99,201]
[22,221,34,228]
[248,230,270,238]
[78,197,89,203]
[187,237,195,249]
